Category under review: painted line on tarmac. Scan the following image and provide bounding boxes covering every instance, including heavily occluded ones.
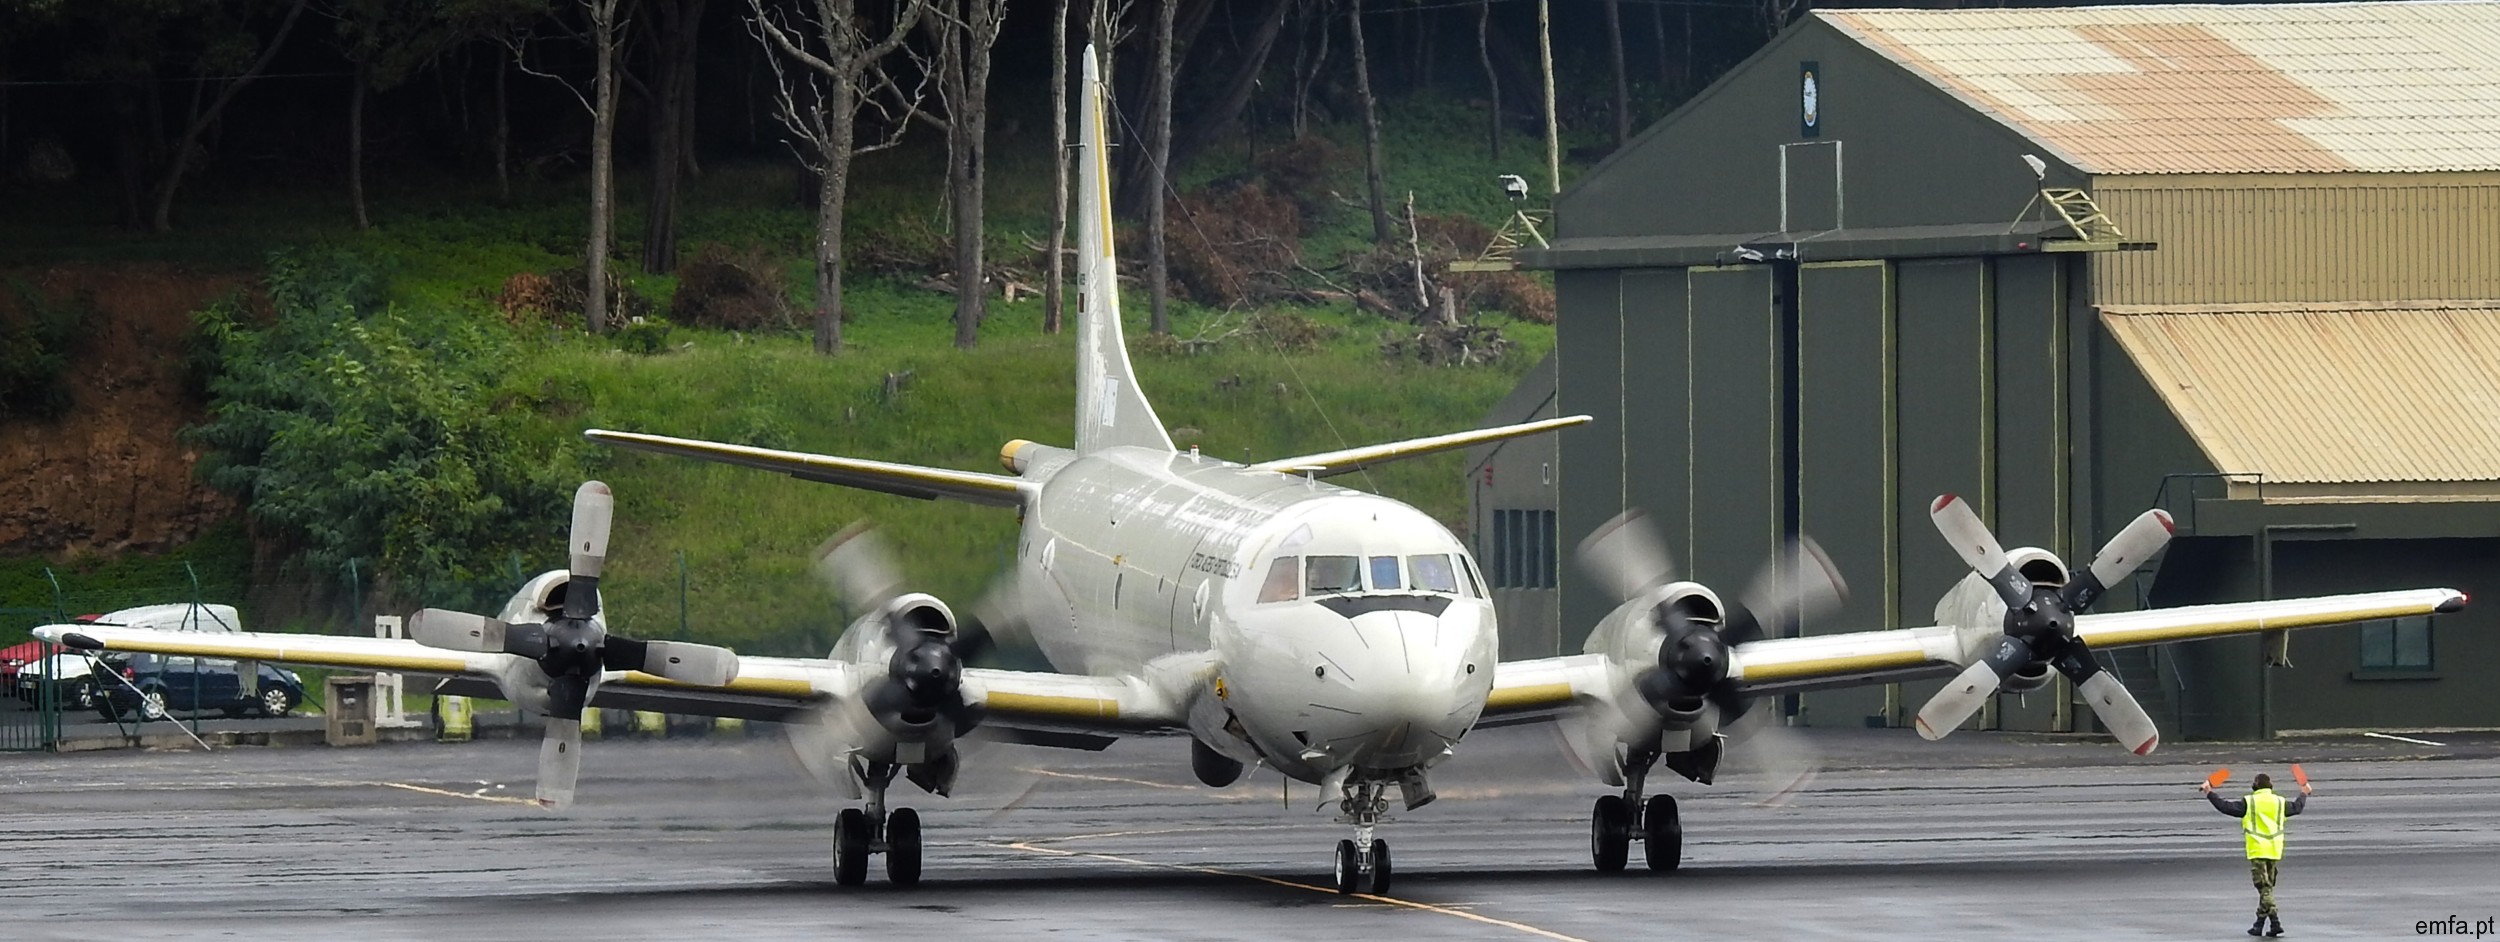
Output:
[1017,767,1198,791]
[379,781,543,807]
[2364,732,2447,746]
[997,829,1595,942]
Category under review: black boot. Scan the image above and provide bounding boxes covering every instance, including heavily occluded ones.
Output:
[2267,916,2285,937]
[2247,916,2267,937]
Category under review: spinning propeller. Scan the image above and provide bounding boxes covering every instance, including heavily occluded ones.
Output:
[1576,510,1843,793]
[1912,495,2173,754]
[409,481,739,807]
[809,525,994,793]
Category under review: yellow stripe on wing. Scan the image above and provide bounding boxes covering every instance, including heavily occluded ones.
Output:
[1482,682,1576,713]
[612,671,819,699]
[984,690,1122,721]
[53,634,471,674]
[2083,602,2441,648]
[1734,649,1935,685]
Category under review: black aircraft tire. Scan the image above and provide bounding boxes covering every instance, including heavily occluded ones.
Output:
[887,808,922,887]
[1333,839,1359,894]
[1591,795,1630,872]
[1369,839,1392,895]
[834,808,871,886]
[1643,794,1683,872]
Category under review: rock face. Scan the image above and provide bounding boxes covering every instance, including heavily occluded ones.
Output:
[0,265,241,556]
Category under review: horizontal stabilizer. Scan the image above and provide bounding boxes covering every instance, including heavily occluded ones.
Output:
[1250,415,1591,478]
[586,429,1028,507]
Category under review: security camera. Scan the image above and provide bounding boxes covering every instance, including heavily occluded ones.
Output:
[1499,174,1530,201]
[1732,246,1766,262]
[2021,154,2048,181]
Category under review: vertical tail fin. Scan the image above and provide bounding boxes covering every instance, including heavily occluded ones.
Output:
[1074,45,1175,455]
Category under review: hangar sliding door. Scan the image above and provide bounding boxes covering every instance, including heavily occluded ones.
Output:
[1622,271,1691,567]
[1686,265,1780,589]
[1990,254,2067,732]
[1894,258,1990,731]
[1795,261,1891,726]
[1557,270,1625,641]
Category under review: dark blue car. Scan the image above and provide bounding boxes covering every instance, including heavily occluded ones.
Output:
[94,653,305,721]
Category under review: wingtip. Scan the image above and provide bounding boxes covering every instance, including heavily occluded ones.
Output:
[2438,591,2468,614]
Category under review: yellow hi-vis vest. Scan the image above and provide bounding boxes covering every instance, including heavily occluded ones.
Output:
[2243,789,2287,860]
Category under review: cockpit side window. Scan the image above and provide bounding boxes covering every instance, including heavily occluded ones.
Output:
[1458,555,1487,598]
[1368,556,1402,591]
[1258,557,1301,603]
[1408,554,1459,594]
[1306,555,1361,594]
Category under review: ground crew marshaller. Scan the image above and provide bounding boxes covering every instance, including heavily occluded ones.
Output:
[2202,772,2311,937]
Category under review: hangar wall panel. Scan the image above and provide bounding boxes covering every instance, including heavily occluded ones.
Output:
[1989,255,2069,732]
[1894,259,1989,728]
[1687,266,1781,588]
[2095,175,2500,305]
[1557,270,1626,643]
[1622,271,1693,567]
[1796,261,1892,726]
[2273,539,2499,733]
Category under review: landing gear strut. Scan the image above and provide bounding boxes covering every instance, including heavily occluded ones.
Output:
[1332,779,1394,895]
[1591,748,1683,873]
[835,759,924,887]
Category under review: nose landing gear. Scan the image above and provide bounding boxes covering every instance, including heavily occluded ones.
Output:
[1332,779,1395,894]
[1591,748,1683,872]
[834,759,925,887]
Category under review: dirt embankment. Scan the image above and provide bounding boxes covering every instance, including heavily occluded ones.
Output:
[0,266,244,556]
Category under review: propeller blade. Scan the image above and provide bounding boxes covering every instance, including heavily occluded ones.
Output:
[564,481,614,620]
[814,523,905,615]
[410,608,508,653]
[1723,710,1822,807]
[2050,638,2160,755]
[537,717,583,808]
[1732,536,1848,645]
[1928,494,2030,608]
[1576,508,1676,603]
[2063,509,2175,611]
[1913,635,2033,741]
[601,637,740,687]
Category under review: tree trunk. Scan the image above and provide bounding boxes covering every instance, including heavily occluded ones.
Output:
[643,0,707,275]
[1348,0,1390,244]
[1478,0,1498,160]
[494,54,511,202]
[1145,0,1175,335]
[151,0,309,233]
[1290,0,1332,138]
[1651,3,1671,99]
[1605,0,1628,148]
[1046,0,1071,334]
[1537,0,1557,195]
[349,68,370,231]
[814,107,853,354]
[1168,0,1290,177]
[587,0,620,334]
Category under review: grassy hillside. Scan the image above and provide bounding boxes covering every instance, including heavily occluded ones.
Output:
[515,289,1547,656]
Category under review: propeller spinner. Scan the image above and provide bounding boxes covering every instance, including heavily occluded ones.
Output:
[410,481,739,807]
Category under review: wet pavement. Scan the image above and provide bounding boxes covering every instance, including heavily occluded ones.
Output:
[3,724,2494,940]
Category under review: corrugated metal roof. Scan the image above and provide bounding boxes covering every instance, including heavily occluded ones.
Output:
[2102,302,2500,490]
[1821,2,2500,174]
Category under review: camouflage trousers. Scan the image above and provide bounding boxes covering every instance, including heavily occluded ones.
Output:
[2249,858,2280,916]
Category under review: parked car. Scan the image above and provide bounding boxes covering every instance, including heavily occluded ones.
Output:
[10,652,108,710]
[93,653,305,722]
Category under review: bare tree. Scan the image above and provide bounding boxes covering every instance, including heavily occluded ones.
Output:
[1346,0,1389,243]
[1044,0,1071,334]
[1143,0,1174,335]
[914,0,1009,350]
[640,0,707,274]
[1477,0,1497,160]
[1288,0,1331,139]
[150,0,311,233]
[1604,0,1627,148]
[1166,0,1290,177]
[748,0,924,354]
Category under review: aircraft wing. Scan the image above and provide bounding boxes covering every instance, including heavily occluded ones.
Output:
[33,623,830,718]
[1480,587,2465,715]
[585,429,1030,508]
[1248,415,1591,478]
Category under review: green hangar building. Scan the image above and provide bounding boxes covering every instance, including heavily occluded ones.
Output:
[1492,1,2500,740]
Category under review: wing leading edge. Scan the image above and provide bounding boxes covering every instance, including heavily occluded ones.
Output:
[584,429,1029,507]
[1484,587,2465,715]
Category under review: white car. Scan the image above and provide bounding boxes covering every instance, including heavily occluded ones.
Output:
[11,651,107,710]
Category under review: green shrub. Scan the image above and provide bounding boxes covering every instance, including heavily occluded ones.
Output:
[0,279,93,420]
[615,316,674,355]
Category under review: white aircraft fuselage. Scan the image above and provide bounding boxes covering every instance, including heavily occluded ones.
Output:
[1012,441,1496,786]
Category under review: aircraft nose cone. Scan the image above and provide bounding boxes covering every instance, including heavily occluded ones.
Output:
[1320,609,1480,768]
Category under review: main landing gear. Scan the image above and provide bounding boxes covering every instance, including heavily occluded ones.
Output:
[1591,748,1682,872]
[835,759,924,887]
[1332,778,1394,895]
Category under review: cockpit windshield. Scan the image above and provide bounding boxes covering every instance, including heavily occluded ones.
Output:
[1408,554,1459,593]
[1306,556,1361,594]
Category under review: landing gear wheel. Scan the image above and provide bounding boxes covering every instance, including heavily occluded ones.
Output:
[1642,794,1682,872]
[1368,839,1392,895]
[833,808,871,886]
[886,807,922,887]
[1333,839,1360,894]
[1591,795,1630,872]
